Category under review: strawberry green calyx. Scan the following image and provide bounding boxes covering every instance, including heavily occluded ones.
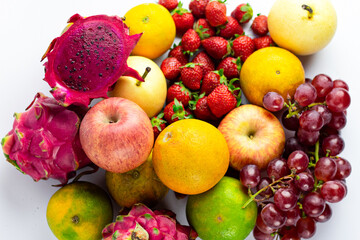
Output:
[195,23,210,40]
[232,57,242,72]
[172,98,193,120]
[214,69,228,85]
[181,62,201,69]
[240,3,253,23]
[188,92,206,110]
[171,2,189,15]
[228,78,242,107]
[151,112,167,132]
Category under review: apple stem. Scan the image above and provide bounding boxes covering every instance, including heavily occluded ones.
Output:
[242,174,295,209]
[302,4,314,19]
[136,67,151,86]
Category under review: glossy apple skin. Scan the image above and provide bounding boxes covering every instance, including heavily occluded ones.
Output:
[79,97,154,173]
[268,0,337,56]
[218,104,285,170]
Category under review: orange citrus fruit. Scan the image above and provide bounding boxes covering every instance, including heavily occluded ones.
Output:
[124,3,176,59]
[240,47,305,106]
[152,119,230,195]
[46,181,113,240]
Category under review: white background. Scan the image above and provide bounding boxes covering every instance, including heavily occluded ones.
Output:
[0,0,359,239]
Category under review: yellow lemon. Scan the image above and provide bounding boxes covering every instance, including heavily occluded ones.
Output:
[124,3,176,59]
[240,47,305,106]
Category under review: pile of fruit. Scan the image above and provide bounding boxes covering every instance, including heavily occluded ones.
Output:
[2,0,352,240]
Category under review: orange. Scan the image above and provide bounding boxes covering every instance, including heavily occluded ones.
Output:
[152,119,230,195]
[240,47,305,106]
[46,181,113,240]
[124,3,176,59]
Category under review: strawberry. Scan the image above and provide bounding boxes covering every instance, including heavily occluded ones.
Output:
[253,35,275,50]
[201,36,231,60]
[168,43,189,66]
[166,81,192,106]
[231,3,253,24]
[172,2,195,35]
[251,14,268,36]
[181,29,201,55]
[218,16,244,39]
[159,0,179,11]
[192,51,215,75]
[160,57,182,81]
[217,56,241,79]
[205,0,227,27]
[151,112,167,140]
[232,35,255,62]
[194,18,215,40]
[200,69,227,95]
[164,98,193,124]
[189,93,217,121]
[189,0,210,18]
[180,62,203,90]
[207,83,239,118]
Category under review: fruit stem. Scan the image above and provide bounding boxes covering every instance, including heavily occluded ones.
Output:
[314,140,320,163]
[242,174,295,208]
[302,4,314,19]
[136,67,151,86]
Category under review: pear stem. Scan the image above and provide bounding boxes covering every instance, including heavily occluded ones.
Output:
[136,67,151,86]
[302,4,314,19]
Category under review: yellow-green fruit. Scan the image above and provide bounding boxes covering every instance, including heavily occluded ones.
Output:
[106,151,169,208]
[186,176,257,240]
[46,181,113,240]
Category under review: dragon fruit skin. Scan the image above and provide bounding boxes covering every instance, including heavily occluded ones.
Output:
[42,14,144,107]
[1,93,91,184]
[102,203,198,240]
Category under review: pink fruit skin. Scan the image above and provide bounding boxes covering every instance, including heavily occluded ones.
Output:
[42,14,143,107]
[2,93,90,184]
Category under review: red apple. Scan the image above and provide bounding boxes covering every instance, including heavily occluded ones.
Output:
[218,104,285,170]
[79,97,154,173]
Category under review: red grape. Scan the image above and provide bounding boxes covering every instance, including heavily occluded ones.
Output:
[299,110,324,131]
[285,205,301,226]
[283,137,305,158]
[261,203,287,229]
[274,188,298,211]
[311,74,333,98]
[314,204,332,223]
[311,104,332,125]
[253,226,275,240]
[287,150,309,173]
[297,128,320,146]
[320,180,347,203]
[282,110,300,131]
[334,157,351,180]
[240,164,261,188]
[267,158,290,180]
[263,92,284,112]
[296,217,316,239]
[294,83,317,107]
[333,79,349,91]
[326,88,351,112]
[257,177,274,198]
[294,171,314,192]
[327,111,346,130]
[314,157,337,182]
[256,215,277,234]
[321,134,344,156]
[302,192,326,217]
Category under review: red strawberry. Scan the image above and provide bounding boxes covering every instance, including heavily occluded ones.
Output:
[205,0,227,27]
[251,14,268,36]
[194,18,215,40]
[253,35,275,50]
[189,0,210,18]
[180,63,203,90]
[218,16,244,39]
[189,93,217,121]
[168,44,189,66]
[151,112,167,140]
[217,56,241,79]
[200,69,227,95]
[172,2,195,35]
[207,84,238,118]
[231,3,253,24]
[192,51,215,75]
[160,57,182,81]
[181,29,201,55]
[232,35,255,62]
[159,0,179,11]
[201,36,231,60]
[164,99,193,124]
[166,81,192,106]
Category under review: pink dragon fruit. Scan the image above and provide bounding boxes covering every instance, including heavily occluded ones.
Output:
[1,93,91,184]
[102,203,198,240]
[41,14,143,107]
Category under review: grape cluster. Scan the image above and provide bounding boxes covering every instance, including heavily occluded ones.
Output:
[243,74,351,239]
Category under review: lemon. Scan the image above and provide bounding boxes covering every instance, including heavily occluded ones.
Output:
[124,3,176,59]
[240,47,305,106]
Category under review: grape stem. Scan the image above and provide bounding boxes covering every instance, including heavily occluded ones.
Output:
[242,174,295,208]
